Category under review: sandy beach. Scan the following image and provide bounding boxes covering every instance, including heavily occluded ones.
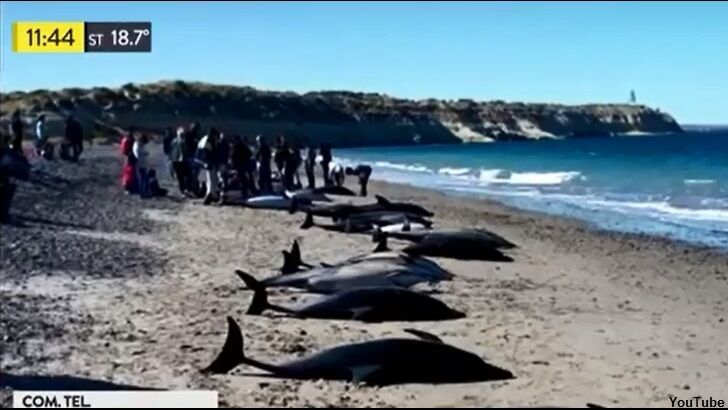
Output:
[2,143,727,407]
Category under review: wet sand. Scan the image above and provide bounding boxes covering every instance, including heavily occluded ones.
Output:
[2,144,727,407]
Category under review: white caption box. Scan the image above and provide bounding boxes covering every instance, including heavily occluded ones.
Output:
[13,391,218,408]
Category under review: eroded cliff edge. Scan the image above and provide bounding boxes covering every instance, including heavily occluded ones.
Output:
[1,81,682,146]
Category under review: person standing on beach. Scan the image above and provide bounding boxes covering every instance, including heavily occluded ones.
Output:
[34,114,48,158]
[256,135,273,194]
[63,115,84,162]
[215,132,231,205]
[304,145,317,189]
[197,127,221,205]
[9,110,24,154]
[320,143,332,186]
[120,128,137,193]
[185,122,201,195]
[169,127,189,195]
[132,133,150,198]
[345,164,373,197]
[232,135,253,198]
[274,136,289,178]
[162,126,175,178]
[283,143,299,190]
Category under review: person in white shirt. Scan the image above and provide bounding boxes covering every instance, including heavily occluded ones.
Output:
[132,134,150,198]
[35,114,48,158]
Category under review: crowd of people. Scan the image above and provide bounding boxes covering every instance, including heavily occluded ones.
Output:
[0,111,374,225]
[119,123,373,204]
[1,110,83,223]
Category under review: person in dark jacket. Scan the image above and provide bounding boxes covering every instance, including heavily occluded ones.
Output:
[320,143,332,186]
[283,144,299,190]
[9,111,24,154]
[185,122,201,195]
[215,132,231,204]
[255,135,273,194]
[232,135,253,198]
[346,164,373,197]
[274,136,289,177]
[304,145,317,189]
[0,138,17,223]
[63,115,84,162]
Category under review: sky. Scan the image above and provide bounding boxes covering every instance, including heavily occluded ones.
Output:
[1,1,727,124]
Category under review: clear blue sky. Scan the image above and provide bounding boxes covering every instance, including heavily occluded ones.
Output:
[2,1,727,124]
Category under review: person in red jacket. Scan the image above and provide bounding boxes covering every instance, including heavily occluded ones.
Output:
[120,127,137,193]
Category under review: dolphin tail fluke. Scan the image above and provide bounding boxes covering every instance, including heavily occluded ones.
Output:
[375,194,391,206]
[300,212,314,229]
[201,316,245,374]
[373,234,389,253]
[235,270,269,315]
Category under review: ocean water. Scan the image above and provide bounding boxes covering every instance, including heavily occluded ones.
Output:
[336,132,728,249]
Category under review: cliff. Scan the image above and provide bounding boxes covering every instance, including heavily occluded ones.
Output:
[0,81,683,146]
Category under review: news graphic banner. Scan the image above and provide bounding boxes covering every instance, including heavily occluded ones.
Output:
[11,21,152,53]
[13,391,217,408]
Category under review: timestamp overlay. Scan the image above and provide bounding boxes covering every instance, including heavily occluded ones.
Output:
[11,21,152,53]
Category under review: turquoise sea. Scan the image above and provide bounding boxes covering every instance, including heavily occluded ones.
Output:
[337,131,728,248]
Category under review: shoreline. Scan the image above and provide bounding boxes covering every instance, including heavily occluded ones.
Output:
[369,178,728,256]
[2,145,727,407]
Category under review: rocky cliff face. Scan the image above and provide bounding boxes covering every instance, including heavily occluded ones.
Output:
[1,81,683,146]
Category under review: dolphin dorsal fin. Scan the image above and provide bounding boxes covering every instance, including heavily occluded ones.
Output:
[291,240,302,265]
[373,235,389,253]
[404,328,443,343]
[375,195,390,205]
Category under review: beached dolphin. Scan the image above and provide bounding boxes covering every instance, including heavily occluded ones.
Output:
[300,212,373,233]
[374,227,516,249]
[280,239,389,275]
[380,220,430,233]
[373,228,516,261]
[202,317,514,385]
[290,195,434,220]
[242,195,311,210]
[301,211,432,232]
[312,185,357,196]
[236,271,465,322]
[284,189,332,203]
[279,240,315,274]
[238,252,453,293]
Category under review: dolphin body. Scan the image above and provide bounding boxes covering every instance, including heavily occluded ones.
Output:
[241,195,308,211]
[373,228,517,262]
[243,249,453,294]
[202,317,514,386]
[280,240,389,274]
[236,271,465,322]
[292,195,434,220]
[300,211,432,233]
